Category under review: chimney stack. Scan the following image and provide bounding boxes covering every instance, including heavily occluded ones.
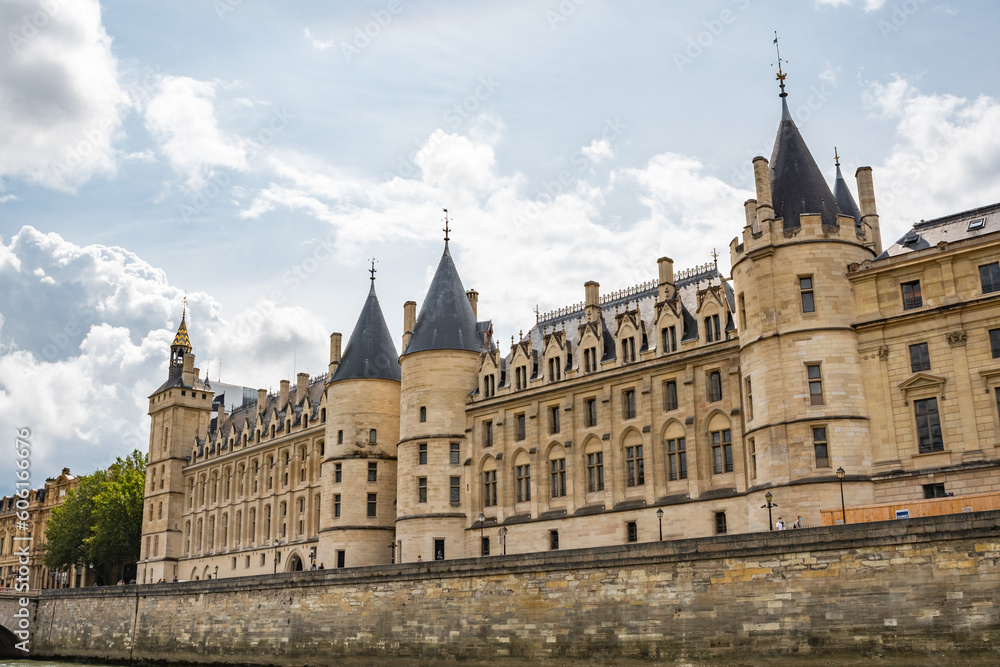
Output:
[744,199,758,232]
[466,289,479,319]
[257,388,267,416]
[296,372,309,403]
[856,166,883,255]
[279,379,290,410]
[182,353,195,387]
[402,301,417,350]
[584,281,601,323]
[657,257,675,302]
[329,333,342,377]
[752,157,775,221]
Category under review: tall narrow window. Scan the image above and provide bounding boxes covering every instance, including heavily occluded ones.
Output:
[748,437,757,479]
[587,452,604,492]
[664,380,678,411]
[711,429,733,474]
[483,374,495,398]
[450,476,461,504]
[909,343,931,372]
[368,462,378,482]
[418,443,427,465]
[667,437,687,480]
[337,430,343,444]
[483,421,493,447]
[715,511,727,535]
[744,376,753,421]
[417,477,427,503]
[807,364,824,405]
[813,426,829,468]
[334,462,342,483]
[450,442,460,464]
[662,326,677,353]
[549,530,559,551]
[483,470,497,507]
[515,413,526,441]
[799,276,815,313]
[980,262,1000,293]
[419,406,427,422]
[901,280,922,310]
[584,347,597,372]
[704,314,721,343]
[623,389,636,420]
[584,398,597,427]
[915,398,944,453]
[738,293,747,330]
[369,429,377,444]
[989,328,1000,359]
[549,406,560,434]
[366,493,377,517]
[550,458,566,498]
[548,357,561,381]
[625,445,644,486]
[515,465,531,503]
[626,521,638,543]
[707,371,723,402]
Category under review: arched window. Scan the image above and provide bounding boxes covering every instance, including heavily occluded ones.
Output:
[663,421,687,481]
[481,457,498,507]
[622,430,644,487]
[513,451,531,504]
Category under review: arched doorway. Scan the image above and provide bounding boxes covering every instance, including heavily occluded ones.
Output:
[0,625,19,657]
[286,553,303,572]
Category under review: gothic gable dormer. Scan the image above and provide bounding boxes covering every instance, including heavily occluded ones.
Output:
[509,335,533,390]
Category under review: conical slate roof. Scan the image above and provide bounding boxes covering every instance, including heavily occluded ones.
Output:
[172,314,191,351]
[834,161,862,225]
[332,283,401,382]
[769,98,842,230]
[404,244,480,355]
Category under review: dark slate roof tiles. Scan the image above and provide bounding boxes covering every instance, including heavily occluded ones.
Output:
[404,245,481,355]
[332,283,401,383]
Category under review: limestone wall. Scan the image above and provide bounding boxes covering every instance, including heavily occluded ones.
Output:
[29,511,1000,664]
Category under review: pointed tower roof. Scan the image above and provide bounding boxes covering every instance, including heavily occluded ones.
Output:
[332,278,401,383]
[833,150,862,225]
[172,313,191,351]
[404,243,481,355]
[769,93,842,231]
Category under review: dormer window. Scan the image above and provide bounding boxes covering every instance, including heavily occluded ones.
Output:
[704,315,721,343]
[968,217,985,231]
[548,357,561,382]
[620,337,636,363]
[583,347,598,372]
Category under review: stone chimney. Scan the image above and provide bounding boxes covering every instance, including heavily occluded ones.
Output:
[256,388,267,416]
[856,166,883,255]
[657,257,675,303]
[182,353,195,387]
[584,281,601,323]
[218,401,227,426]
[744,199,758,232]
[329,333,342,377]
[279,380,290,410]
[296,372,309,403]
[466,289,479,319]
[402,301,417,350]
[752,157,775,221]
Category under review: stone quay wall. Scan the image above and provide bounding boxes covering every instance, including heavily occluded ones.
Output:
[27,511,1000,664]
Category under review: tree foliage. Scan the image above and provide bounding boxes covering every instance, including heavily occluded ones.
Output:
[42,450,146,580]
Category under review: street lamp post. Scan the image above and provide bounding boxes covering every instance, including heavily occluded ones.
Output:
[272,540,281,574]
[143,557,148,585]
[478,512,486,556]
[656,508,663,541]
[214,565,219,580]
[762,491,777,531]
[836,467,847,525]
[497,526,507,555]
[388,541,396,564]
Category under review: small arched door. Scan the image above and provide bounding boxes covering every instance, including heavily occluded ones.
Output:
[287,553,303,572]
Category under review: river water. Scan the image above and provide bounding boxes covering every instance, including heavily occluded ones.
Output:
[0,655,994,666]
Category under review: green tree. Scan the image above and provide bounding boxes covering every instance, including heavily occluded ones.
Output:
[88,450,147,577]
[42,470,107,572]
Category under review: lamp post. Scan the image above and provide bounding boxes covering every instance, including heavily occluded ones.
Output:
[656,508,663,541]
[836,467,847,525]
[497,526,507,555]
[143,557,148,585]
[762,491,777,531]
[388,541,396,564]
[272,540,281,574]
[214,565,218,580]
[478,512,486,556]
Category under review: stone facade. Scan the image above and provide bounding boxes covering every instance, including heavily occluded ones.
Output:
[139,86,1000,579]
[26,511,1000,663]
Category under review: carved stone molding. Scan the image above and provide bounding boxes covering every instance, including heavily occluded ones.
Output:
[946,331,967,347]
[877,346,890,360]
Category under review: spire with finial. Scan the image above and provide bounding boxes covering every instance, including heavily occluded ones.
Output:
[170,296,192,367]
[442,208,451,246]
[834,146,840,167]
[772,31,788,98]
[369,256,377,284]
[711,248,719,269]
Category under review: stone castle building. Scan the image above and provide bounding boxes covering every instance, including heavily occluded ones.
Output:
[139,81,1000,582]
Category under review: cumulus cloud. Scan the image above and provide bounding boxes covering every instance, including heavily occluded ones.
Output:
[144,76,250,188]
[241,124,750,340]
[0,227,328,483]
[0,0,129,190]
[863,77,1000,238]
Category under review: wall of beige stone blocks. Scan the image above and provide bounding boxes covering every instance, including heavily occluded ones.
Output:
[26,511,1000,664]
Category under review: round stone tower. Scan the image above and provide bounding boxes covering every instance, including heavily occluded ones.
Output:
[729,77,881,530]
[395,236,481,563]
[319,272,401,569]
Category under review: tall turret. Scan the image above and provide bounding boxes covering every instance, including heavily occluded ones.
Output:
[396,225,482,563]
[142,305,213,583]
[319,267,401,568]
[729,70,876,530]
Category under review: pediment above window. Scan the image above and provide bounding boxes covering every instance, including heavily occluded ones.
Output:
[898,372,947,404]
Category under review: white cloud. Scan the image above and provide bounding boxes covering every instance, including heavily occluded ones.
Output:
[0,0,129,190]
[304,27,334,51]
[581,139,614,164]
[863,77,1000,239]
[241,126,750,340]
[0,195,20,204]
[144,76,249,188]
[0,227,329,482]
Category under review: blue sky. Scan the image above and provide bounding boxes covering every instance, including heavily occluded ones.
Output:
[2,0,1000,486]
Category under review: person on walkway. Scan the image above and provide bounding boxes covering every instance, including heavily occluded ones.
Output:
[416,554,423,562]
[775,517,785,530]
[793,516,803,529]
